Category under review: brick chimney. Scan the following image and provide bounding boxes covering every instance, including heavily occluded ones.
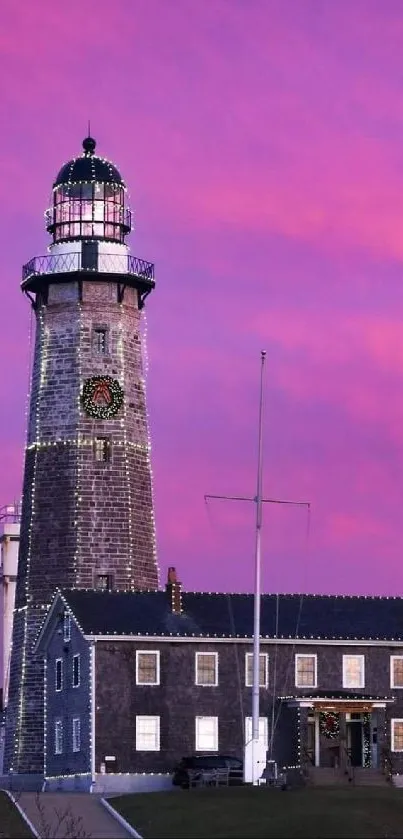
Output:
[166,566,182,614]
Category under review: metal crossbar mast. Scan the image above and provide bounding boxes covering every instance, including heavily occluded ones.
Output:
[204,351,310,786]
[204,494,310,507]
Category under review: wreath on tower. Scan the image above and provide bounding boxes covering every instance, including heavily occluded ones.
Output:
[319,711,340,739]
[82,375,124,419]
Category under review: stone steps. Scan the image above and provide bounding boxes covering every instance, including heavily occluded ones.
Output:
[307,767,389,787]
[307,767,352,786]
[352,768,389,786]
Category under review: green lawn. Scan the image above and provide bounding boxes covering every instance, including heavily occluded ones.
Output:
[0,790,34,838]
[111,786,403,839]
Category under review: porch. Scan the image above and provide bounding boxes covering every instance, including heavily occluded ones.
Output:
[297,695,394,784]
[279,694,395,784]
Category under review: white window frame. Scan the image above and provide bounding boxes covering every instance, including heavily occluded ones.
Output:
[55,658,63,692]
[295,654,317,689]
[72,654,80,688]
[390,656,403,689]
[342,654,365,689]
[245,716,269,749]
[94,437,111,463]
[135,650,160,686]
[391,719,403,752]
[195,716,218,752]
[63,613,71,642]
[72,717,81,753]
[195,652,218,687]
[55,719,63,755]
[245,652,269,688]
[93,326,108,354]
[135,715,160,751]
[95,573,113,591]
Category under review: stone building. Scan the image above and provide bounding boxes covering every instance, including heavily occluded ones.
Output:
[34,568,403,793]
[4,136,159,776]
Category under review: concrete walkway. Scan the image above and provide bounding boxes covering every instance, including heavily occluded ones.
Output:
[18,792,134,838]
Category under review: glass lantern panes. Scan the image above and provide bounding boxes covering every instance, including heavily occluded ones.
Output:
[47,182,130,244]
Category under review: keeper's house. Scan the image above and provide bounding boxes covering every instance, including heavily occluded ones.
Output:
[34,568,403,792]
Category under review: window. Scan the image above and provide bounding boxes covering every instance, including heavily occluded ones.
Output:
[391,656,403,688]
[94,437,111,463]
[72,654,80,688]
[95,574,113,591]
[55,658,63,692]
[342,655,365,689]
[135,716,160,751]
[245,653,269,688]
[63,613,71,642]
[295,654,317,688]
[55,719,63,755]
[195,652,218,686]
[72,718,81,753]
[136,651,160,685]
[245,717,269,749]
[93,327,108,354]
[391,719,403,751]
[195,716,218,751]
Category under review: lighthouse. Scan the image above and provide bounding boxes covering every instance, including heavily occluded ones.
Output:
[4,137,159,774]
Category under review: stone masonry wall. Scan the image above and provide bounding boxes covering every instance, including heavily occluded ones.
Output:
[22,279,158,597]
[5,277,158,773]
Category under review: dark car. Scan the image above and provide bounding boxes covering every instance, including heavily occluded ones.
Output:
[172,754,243,788]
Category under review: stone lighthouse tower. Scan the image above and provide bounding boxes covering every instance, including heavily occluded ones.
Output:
[4,137,159,774]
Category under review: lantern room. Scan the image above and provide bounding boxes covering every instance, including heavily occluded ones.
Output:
[45,136,132,244]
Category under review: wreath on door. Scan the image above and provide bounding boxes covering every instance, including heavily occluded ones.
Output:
[320,711,340,739]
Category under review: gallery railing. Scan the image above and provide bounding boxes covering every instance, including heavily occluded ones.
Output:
[22,252,154,283]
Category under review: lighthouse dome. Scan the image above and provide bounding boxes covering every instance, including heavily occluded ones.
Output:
[53,137,125,188]
[46,136,131,244]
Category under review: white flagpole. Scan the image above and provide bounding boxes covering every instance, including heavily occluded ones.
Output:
[251,350,266,785]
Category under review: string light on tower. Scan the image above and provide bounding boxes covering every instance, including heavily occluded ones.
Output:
[118,302,135,587]
[74,303,84,588]
[13,308,49,769]
[140,307,160,586]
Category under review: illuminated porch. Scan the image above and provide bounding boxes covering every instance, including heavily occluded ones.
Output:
[281,694,395,773]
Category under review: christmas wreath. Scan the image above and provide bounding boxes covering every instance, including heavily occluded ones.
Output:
[319,711,340,739]
[82,375,124,419]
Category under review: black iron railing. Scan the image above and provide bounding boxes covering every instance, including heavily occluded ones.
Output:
[22,252,154,283]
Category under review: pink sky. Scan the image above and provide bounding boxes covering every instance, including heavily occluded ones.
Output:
[1,0,403,596]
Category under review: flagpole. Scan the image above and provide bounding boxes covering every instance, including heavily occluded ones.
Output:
[251,349,266,785]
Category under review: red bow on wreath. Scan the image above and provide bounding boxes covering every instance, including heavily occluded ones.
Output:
[92,380,112,405]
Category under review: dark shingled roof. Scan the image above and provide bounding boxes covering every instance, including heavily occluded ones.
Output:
[54,137,125,187]
[60,589,403,642]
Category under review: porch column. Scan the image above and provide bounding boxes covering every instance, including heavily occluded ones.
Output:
[339,712,347,770]
[298,707,309,767]
[375,707,387,772]
[314,713,320,766]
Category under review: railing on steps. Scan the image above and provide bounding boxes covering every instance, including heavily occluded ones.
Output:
[342,745,355,785]
[381,746,393,784]
[300,747,314,785]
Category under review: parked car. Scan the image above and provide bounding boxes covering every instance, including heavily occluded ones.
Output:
[172,754,243,788]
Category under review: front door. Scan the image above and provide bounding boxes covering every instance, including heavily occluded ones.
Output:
[348,719,363,766]
[82,240,99,270]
